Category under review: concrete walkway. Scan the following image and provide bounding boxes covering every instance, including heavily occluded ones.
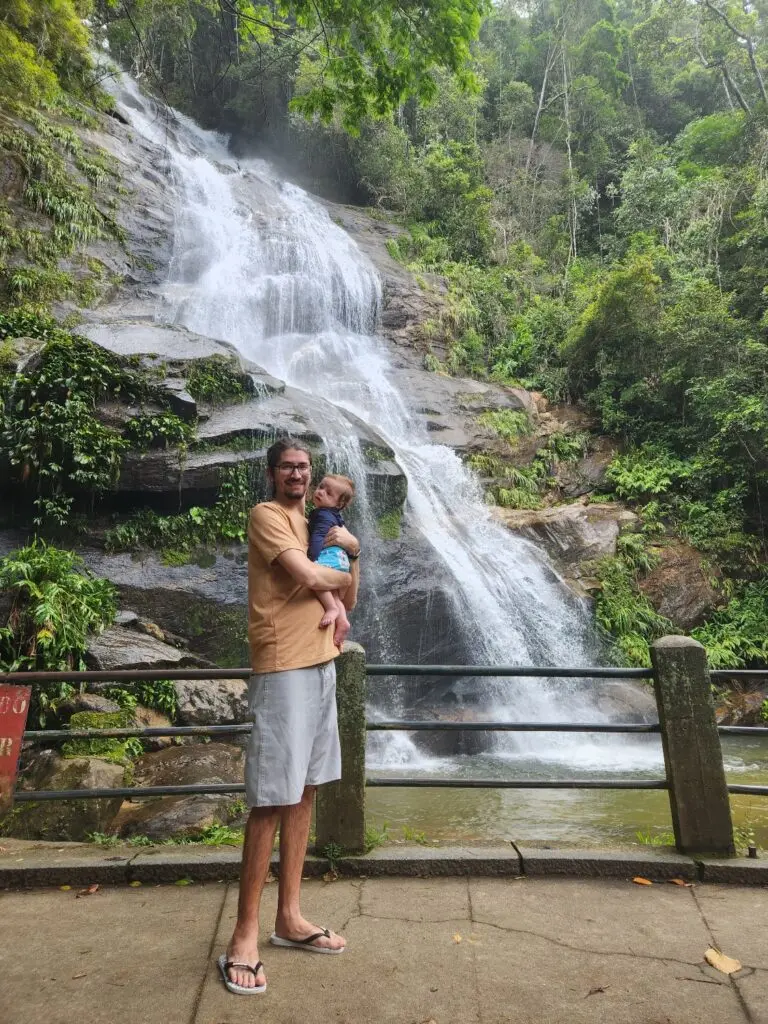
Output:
[2,875,766,1024]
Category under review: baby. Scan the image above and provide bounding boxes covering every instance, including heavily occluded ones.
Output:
[307,473,356,646]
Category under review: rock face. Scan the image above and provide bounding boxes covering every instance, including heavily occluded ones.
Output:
[639,541,721,631]
[4,752,124,841]
[496,501,638,594]
[555,436,617,499]
[174,679,249,725]
[715,688,768,726]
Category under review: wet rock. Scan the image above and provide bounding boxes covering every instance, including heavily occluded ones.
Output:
[174,679,249,726]
[86,624,207,671]
[639,541,721,630]
[157,378,198,421]
[3,752,124,841]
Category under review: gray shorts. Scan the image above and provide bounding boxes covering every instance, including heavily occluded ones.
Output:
[245,660,341,807]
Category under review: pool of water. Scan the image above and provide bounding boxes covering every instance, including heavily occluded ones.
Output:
[365,734,768,848]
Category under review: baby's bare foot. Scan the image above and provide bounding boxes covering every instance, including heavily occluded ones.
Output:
[320,607,339,628]
[333,619,351,648]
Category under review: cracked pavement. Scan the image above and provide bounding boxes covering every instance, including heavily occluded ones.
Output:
[1,877,766,1024]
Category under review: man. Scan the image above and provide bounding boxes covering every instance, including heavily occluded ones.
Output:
[220,438,361,995]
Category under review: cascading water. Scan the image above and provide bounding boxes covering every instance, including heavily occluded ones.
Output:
[112,73,662,775]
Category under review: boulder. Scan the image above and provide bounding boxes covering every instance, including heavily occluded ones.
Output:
[715,688,768,726]
[157,378,198,421]
[555,437,617,499]
[57,693,123,719]
[115,742,245,839]
[639,541,720,630]
[132,743,245,787]
[86,624,206,671]
[134,705,175,751]
[2,752,124,841]
[496,501,637,577]
[174,679,249,726]
[114,793,236,840]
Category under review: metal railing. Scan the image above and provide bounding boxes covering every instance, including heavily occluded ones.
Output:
[4,640,768,855]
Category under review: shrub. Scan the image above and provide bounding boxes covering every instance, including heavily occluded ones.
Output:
[0,541,116,673]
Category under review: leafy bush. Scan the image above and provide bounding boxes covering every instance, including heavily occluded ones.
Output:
[123,412,193,450]
[187,357,246,403]
[606,446,693,502]
[0,542,116,723]
[478,409,532,444]
[104,680,178,720]
[594,534,672,667]
[692,582,768,668]
[0,333,145,522]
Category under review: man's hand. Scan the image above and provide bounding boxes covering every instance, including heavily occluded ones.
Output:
[325,525,360,557]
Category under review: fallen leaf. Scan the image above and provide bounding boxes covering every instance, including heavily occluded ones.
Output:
[174,878,193,886]
[128,880,142,887]
[59,885,72,891]
[452,933,462,943]
[76,884,100,898]
[632,877,653,886]
[586,985,609,996]
[704,948,742,975]
[668,878,693,887]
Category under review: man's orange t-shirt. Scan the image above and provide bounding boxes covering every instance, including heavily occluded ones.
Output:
[247,501,338,673]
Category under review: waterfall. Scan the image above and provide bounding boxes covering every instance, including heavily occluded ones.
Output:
[111,73,661,773]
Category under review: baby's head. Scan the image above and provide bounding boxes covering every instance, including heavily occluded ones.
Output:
[313,474,355,511]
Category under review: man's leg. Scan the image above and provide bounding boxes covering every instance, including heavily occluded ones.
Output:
[226,805,280,988]
[273,785,345,951]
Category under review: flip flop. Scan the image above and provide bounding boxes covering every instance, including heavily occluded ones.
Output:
[269,927,345,954]
[217,954,267,995]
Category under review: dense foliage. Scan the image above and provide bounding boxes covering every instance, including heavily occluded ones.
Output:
[0,315,148,524]
[0,540,116,673]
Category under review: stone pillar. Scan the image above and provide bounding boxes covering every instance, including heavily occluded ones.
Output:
[651,636,734,856]
[315,642,366,854]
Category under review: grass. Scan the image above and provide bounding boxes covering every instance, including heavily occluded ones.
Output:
[87,823,245,847]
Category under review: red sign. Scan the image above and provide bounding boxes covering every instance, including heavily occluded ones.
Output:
[0,685,32,815]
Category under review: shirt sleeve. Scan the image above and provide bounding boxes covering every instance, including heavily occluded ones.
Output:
[307,508,337,561]
[248,504,305,565]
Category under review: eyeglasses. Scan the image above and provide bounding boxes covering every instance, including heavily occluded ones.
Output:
[276,462,312,474]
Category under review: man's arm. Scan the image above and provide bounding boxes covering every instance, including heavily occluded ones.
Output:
[343,558,360,611]
[325,525,360,610]
[276,548,351,592]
